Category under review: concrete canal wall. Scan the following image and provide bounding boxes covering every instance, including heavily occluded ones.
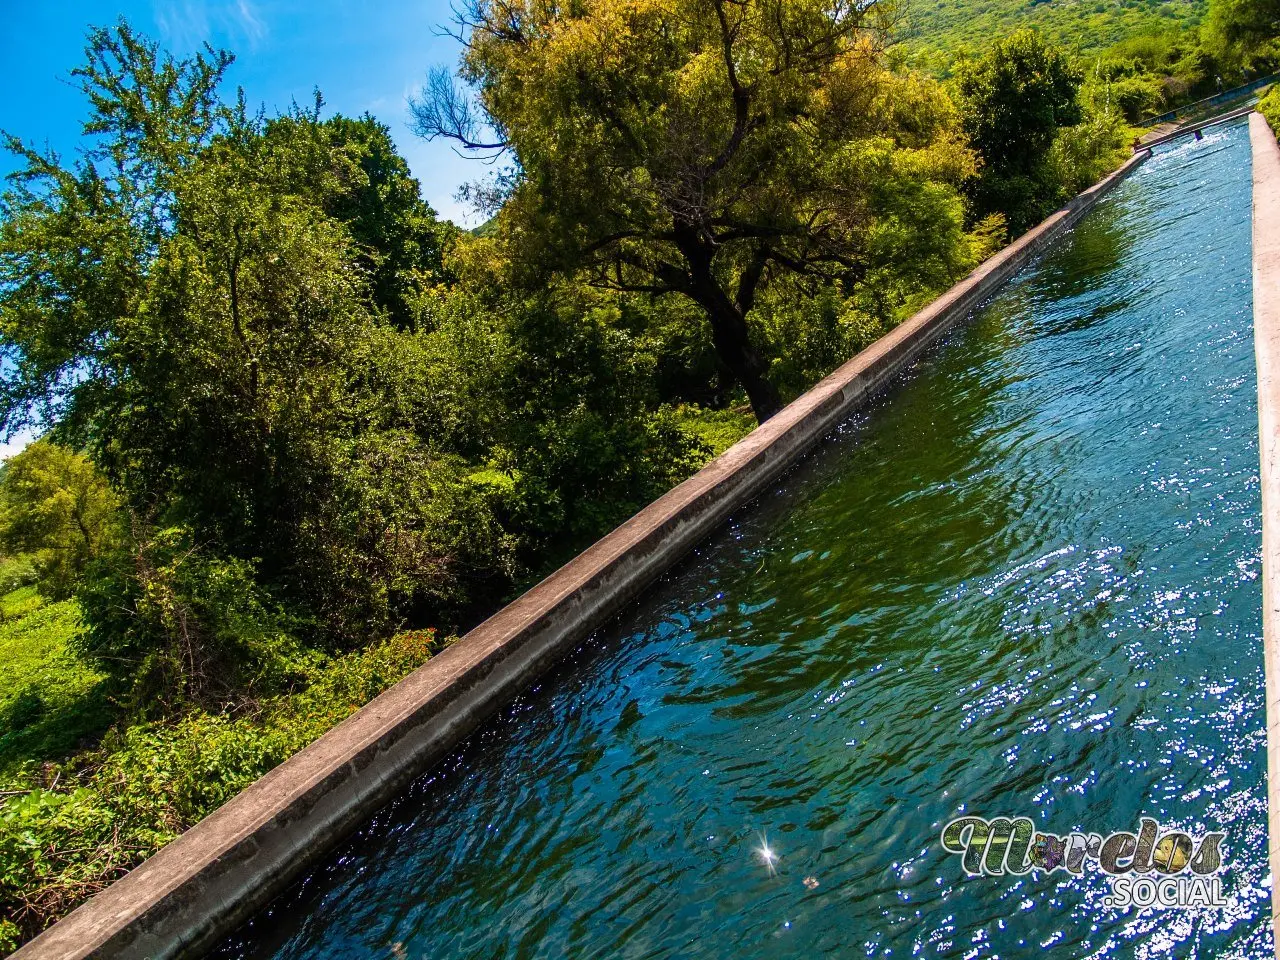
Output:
[12,150,1150,960]
[1141,105,1257,151]
[1249,109,1280,955]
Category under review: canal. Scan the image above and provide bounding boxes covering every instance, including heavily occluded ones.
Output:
[215,119,1269,958]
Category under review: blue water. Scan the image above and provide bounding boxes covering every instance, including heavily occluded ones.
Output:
[214,120,1268,959]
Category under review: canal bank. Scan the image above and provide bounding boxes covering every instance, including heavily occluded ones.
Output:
[1250,109,1280,954]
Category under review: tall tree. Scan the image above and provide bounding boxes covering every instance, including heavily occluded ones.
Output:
[413,0,960,423]
[0,24,509,658]
[956,29,1083,234]
[266,113,458,330]
[1206,0,1280,66]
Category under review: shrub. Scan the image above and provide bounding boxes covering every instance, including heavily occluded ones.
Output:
[76,526,316,712]
[0,629,437,948]
[1049,101,1132,195]
[0,443,120,601]
[1259,84,1280,134]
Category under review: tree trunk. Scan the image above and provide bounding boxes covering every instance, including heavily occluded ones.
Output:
[705,299,783,423]
[680,246,783,424]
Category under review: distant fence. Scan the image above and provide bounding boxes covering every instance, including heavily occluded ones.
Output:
[1142,74,1278,127]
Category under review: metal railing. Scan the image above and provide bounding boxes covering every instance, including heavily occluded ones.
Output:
[1141,74,1278,127]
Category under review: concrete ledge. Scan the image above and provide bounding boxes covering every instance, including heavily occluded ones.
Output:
[1248,110,1280,957]
[1140,105,1257,151]
[12,149,1149,960]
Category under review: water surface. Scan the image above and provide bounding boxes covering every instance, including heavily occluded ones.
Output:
[216,120,1268,959]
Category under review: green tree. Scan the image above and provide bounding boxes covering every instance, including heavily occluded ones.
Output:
[413,0,975,423]
[0,441,120,599]
[0,23,511,681]
[265,112,459,330]
[1206,0,1280,68]
[957,29,1083,234]
[413,241,716,575]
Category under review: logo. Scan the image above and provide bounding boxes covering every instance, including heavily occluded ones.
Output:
[940,816,1227,909]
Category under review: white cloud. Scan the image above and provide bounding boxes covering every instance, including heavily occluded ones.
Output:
[153,0,213,53]
[152,0,268,54]
[234,0,266,45]
[0,428,36,462]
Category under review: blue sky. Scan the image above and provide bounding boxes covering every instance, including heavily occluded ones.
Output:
[0,0,482,226]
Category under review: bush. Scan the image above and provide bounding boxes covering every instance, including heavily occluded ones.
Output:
[1108,75,1164,121]
[0,629,437,948]
[668,405,757,458]
[1049,101,1132,194]
[76,526,317,712]
[0,443,120,601]
[1259,85,1280,133]
[489,290,711,563]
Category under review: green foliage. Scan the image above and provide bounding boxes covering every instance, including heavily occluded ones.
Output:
[0,24,511,664]
[0,629,436,948]
[492,289,710,557]
[1049,91,1133,196]
[1106,74,1165,122]
[902,0,1279,130]
[900,0,1208,63]
[75,526,317,711]
[957,30,1085,233]
[413,276,712,575]
[0,590,110,776]
[1206,0,1280,68]
[0,441,120,599]
[0,557,37,596]
[1080,27,1231,118]
[1259,83,1280,129]
[755,283,886,397]
[264,113,459,330]
[668,405,757,458]
[416,0,978,422]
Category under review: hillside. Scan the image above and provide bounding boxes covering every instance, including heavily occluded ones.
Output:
[898,0,1208,60]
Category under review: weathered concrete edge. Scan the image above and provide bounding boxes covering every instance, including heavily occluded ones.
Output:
[13,149,1149,960]
[1249,110,1280,957]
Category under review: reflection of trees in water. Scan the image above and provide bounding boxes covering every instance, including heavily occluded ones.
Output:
[1031,199,1134,303]
[653,189,1151,738]
[656,301,1062,719]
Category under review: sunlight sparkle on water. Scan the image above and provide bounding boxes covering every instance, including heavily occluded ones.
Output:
[756,832,779,877]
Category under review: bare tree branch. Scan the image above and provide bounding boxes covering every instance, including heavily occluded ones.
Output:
[409,65,509,157]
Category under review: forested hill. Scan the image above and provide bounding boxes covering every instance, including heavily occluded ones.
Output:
[899,0,1207,60]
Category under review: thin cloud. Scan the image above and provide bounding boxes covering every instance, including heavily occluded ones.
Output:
[234,0,266,45]
[152,1,212,53]
[151,1,269,53]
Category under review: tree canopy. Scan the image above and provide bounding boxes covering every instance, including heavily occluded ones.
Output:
[414,0,978,422]
[957,29,1083,234]
[0,25,507,695]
